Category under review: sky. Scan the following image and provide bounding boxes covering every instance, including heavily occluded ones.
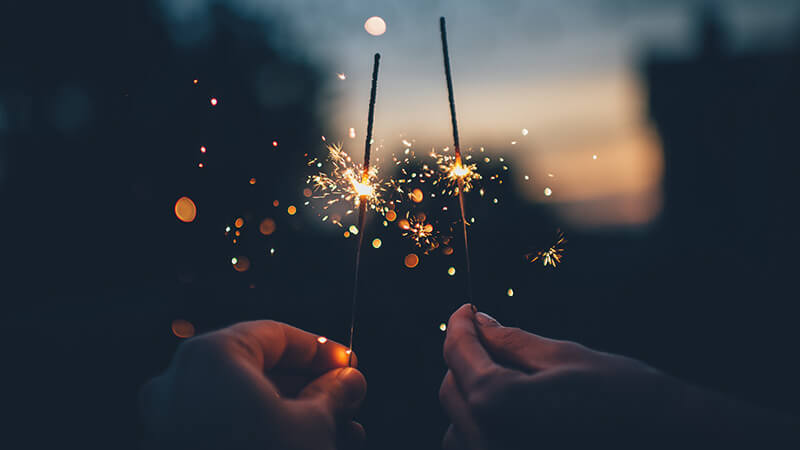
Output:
[160,0,800,228]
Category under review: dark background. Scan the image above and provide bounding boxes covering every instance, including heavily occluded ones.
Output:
[2,1,799,448]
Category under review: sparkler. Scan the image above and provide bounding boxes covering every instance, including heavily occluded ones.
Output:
[347,53,381,366]
[526,230,567,268]
[440,17,474,301]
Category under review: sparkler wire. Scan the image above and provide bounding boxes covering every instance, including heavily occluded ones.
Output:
[440,17,473,302]
[347,53,380,366]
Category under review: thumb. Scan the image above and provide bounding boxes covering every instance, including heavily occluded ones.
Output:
[297,367,367,420]
[474,312,559,372]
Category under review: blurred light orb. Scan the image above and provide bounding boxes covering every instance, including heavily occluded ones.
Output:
[349,127,356,139]
[439,323,447,332]
[344,231,351,238]
[507,288,514,297]
[287,205,297,215]
[231,257,238,265]
[249,177,256,185]
[593,154,598,160]
[337,73,346,80]
[404,253,419,269]
[442,246,454,256]
[317,336,328,344]
[210,97,218,106]
[447,267,456,276]
[349,225,359,235]
[200,146,207,153]
[372,238,382,249]
[544,187,552,197]
[171,319,195,338]
[385,210,397,222]
[259,218,276,235]
[198,163,204,168]
[303,188,312,198]
[410,188,424,203]
[273,200,280,207]
[174,196,197,223]
[364,16,386,36]
[235,217,245,228]
[272,140,279,147]
[233,256,251,272]
[522,128,529,136]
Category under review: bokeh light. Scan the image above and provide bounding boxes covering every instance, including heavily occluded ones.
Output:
[234,217,245,228]
[439,323,447,332]
[410,188,424,203]
[233,256,250,272]
[364,16,386,36]
[317,336,328,344]
[385,210,397,222]
[174,196,197,223]
[447,267,456,276]
[372,238,382,249]
[171,319,195,338]
[287,205,297,215]
[259,218,276,235]
[210,97,218,106]
[507,288,514,297]
[404,253,419,269]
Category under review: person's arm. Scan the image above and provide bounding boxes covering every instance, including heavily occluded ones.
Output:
[139,320,366,450]
[439,304,800,449]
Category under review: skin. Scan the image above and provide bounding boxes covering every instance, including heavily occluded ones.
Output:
[440,304,800,449]
[139,320,366,450]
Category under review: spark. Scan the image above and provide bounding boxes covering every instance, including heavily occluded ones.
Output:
[526,230,566,268]
[398,212,439,253]
[432,152,481,196]
[306,143,391,220]
[337,73,347,80]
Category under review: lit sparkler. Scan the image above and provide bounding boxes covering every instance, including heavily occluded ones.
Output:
[346,53,381,366]
[526,230,567,268]
[307,143,390,223]
[440,17,474,301]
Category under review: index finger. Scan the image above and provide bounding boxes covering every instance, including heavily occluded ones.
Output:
[222,320,356,374]
[443,304,498,391]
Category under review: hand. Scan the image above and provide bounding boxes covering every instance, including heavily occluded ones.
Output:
[140,320,367,450]
[439,304,798,449]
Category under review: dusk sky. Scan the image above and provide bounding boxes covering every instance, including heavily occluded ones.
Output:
[160,0,800,228]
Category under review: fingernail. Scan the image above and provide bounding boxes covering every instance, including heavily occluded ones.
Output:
[475,312,500,327]
[337,367,366,404]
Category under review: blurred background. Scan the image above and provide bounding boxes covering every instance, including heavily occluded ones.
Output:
[2,0,799,448]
